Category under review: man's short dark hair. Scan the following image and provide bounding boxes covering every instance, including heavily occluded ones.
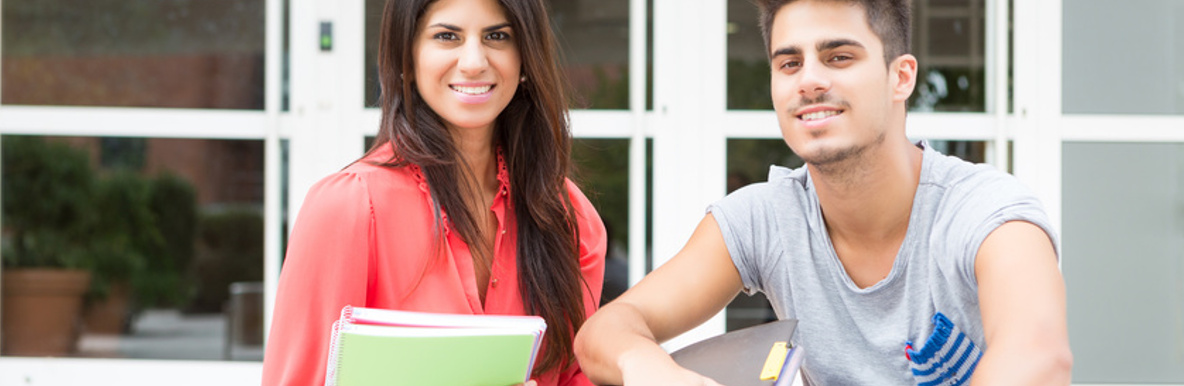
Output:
[756,0,912,64]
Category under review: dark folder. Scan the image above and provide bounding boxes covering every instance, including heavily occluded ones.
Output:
[670,319,801,386]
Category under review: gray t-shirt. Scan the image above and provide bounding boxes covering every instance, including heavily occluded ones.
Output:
[707,142,1058,385]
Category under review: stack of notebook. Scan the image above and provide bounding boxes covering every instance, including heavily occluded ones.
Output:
[323,305,546,386]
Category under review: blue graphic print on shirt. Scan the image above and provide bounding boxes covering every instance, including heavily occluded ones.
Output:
[905,313,982,386]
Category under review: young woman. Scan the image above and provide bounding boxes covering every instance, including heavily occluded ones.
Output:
[261,0,606,384]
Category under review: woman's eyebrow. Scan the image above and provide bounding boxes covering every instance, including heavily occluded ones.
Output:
[483,22,512,32]
[425,22,511,32]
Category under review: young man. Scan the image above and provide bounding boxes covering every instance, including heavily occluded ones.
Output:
[572,0,1073,384]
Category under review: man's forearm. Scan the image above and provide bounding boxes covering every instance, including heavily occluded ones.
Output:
[970,338,1073,385]
[575,301,669,385]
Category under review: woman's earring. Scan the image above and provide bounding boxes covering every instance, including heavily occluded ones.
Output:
[520,75,526,83]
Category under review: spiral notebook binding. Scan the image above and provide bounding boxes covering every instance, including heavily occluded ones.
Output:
[323,305,356,386]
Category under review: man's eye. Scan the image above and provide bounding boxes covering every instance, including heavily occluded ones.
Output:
[780,60,801,69]
[830,54,853,62]
[486,31,511,41]
[433,32,459,41]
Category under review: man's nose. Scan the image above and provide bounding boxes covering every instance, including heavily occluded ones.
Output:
[797,61,831,100]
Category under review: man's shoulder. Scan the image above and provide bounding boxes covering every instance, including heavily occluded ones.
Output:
[921,151,1050,246]
[711,165,815,228]
[925,151,1030,199]
[726,165,810,201]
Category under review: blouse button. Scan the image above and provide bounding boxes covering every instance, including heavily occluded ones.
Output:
[491,278,499,288]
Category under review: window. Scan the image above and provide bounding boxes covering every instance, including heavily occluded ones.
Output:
[1,135,265,361]
[2,0,266,109]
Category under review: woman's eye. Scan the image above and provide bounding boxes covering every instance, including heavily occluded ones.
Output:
[433,32,458,41]
[486,31,510,41]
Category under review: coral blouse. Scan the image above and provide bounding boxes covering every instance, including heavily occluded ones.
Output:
[262,146,606,386]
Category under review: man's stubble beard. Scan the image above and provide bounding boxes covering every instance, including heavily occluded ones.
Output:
[801,128,886,180]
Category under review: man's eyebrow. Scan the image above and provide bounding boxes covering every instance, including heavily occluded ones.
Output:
[770,46,801,57]
[426,22,512,32]
[817,38,864,52]
[770,39,863,57]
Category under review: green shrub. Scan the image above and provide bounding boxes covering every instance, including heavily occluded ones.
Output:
[134,172,198,308]
[86,170,158,300]
[2,136,198,307]
[2,136,97,269]
[187,209,263,313]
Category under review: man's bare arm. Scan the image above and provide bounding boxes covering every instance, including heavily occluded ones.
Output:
[574,214,744,385]
[971,221,1073,385]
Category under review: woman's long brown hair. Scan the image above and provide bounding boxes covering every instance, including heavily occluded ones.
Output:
[368,0,587,375]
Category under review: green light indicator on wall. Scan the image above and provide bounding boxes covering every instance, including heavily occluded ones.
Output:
[320,21,333,52]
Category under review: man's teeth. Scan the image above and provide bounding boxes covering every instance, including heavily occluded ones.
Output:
[451,85,492,95]
[800,110,840,121]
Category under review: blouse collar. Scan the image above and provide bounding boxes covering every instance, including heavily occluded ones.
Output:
[405,147,511,197]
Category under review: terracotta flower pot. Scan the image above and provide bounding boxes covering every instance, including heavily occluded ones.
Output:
[1,269,92,356]
[83,281,133,335]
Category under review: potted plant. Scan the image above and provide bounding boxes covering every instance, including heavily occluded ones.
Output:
[3,136,198,352]
[80,170,159,335]
[1,136,97,356]
[134,172,196,310]
[83,170,196,335]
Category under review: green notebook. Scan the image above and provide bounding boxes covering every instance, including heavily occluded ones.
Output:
[325,306,547,386]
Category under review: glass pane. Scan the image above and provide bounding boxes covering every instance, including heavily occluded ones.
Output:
[927,140,987,164]
[364,0,632,109]
[726,0,986,112]
[1,135,265,361]
[726,139,801,193]
[646,0,655,111]
[280,138,291,259]
[725,0,773,111]
[646,138,654,272]
[1063,0,1184,114]
[364,0,383,108]
[1063,142,1184,382]
[551,0,632,109]
[282,0,292,112]
[1,0,265,109]
[572,139,630,304]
